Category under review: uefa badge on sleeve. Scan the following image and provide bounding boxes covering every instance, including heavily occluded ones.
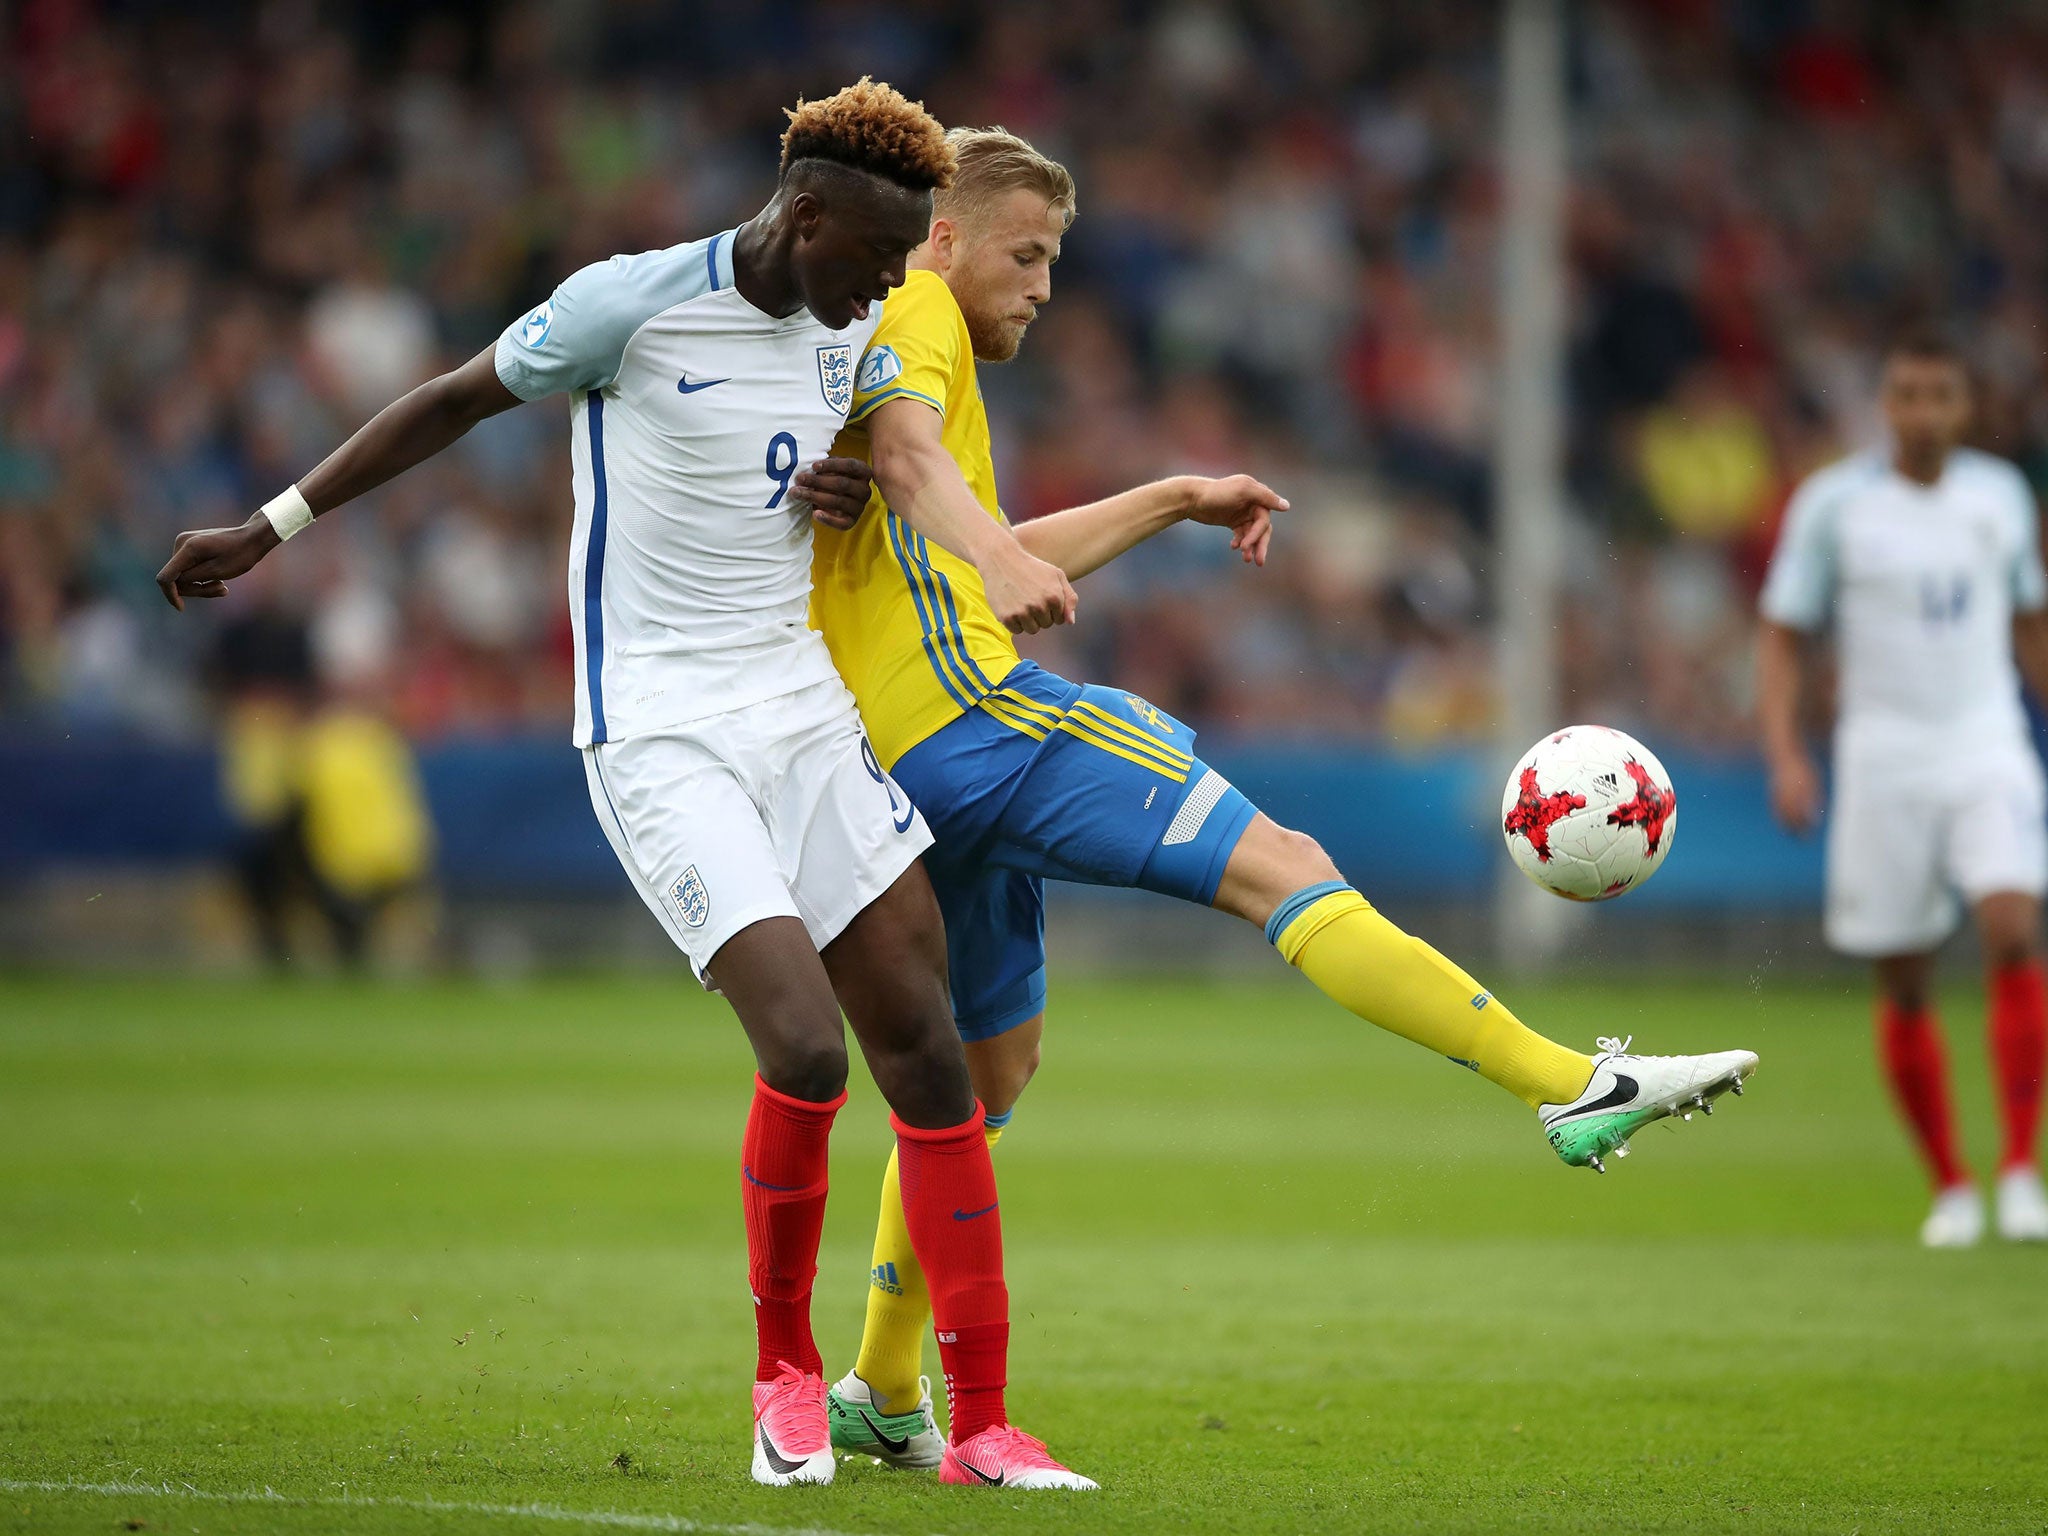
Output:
[857,345,902,394]
[669,866,710,929]
[817,344,853,413]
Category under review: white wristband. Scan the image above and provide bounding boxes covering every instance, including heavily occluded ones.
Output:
[260,485,316,541]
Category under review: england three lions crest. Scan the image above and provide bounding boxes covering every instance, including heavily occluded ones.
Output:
[669,865,709,930]
[817,344,854,414]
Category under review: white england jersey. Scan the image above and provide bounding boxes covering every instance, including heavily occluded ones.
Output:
[1760,448,2047,762]
[494,230,880,747]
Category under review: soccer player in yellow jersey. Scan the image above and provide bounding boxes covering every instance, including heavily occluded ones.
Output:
[806,128,1760,1464]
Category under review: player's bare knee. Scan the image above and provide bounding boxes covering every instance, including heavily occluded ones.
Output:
[966,1016,1043,1118]
[754,1028,849,1103]
[1217,818,1347,925]
[994,1043,1039,1115]
[1277,825,1342,885]
[1875,956,1934,1015]
[853,969,956,1058]
[856,988,970,1118]
[878,1046,974,1130]
[1889,986,1930,1017]
[1986,929,2041,970]
[971,1044,1038,1119]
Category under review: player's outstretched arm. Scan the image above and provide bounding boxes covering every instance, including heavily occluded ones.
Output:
[1756,618,1821,833]
[865,396,1076,634]
[155,344,520,610]
[1014,474,1287,582]
[2013,610,2048,712]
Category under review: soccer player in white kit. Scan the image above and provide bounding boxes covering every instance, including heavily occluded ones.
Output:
[1758,334,2048,1247]
[155,81,1095,1490]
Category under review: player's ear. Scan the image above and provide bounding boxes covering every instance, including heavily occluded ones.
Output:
[927,217,956,268]
[789,190,825,242]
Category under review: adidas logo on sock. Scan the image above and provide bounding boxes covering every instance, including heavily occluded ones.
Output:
[870,1262,904,1296]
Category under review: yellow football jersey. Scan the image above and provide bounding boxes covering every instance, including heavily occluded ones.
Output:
[810,268,1021,768]
[299,709,434,899]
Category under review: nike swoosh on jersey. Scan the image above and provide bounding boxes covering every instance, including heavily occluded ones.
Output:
[676,374,730,393]
[1545,1073,1641,1126]
[857,1407,912,1455]
[757,1426,807,1476]
[952,1201,999,1222]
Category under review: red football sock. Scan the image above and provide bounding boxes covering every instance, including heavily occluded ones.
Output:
[1989,959,2048,1173]
[742,1074,843,1383]
[1879,1001,1970,1190]
[893,1103,1009,1443]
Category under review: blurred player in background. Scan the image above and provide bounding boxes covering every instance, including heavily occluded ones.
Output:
[1759,334,2048,1248]
[210,599,434,969]
[156,82,1094,1492]
[805,127,1759,1464]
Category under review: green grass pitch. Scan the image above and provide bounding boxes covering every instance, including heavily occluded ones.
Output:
[3,969,2045,1535]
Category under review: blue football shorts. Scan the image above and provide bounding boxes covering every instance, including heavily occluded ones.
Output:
[890,661,1258,1040]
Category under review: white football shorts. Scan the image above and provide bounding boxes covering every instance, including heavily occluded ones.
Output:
[583,677,933,978]
[1825,743,2048,957]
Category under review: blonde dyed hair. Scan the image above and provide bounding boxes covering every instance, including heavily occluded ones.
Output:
[780,77,955,192]
[934,127,1076,230]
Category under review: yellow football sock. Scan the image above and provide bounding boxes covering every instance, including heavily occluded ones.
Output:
[1270,884,1593,1109]
[853,1121,1005,1415]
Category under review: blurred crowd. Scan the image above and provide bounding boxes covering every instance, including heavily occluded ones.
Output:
[7,0,2048,752]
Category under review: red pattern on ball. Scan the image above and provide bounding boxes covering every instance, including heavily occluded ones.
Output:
[1606,759,1673,854]
[1504,766,1587,864]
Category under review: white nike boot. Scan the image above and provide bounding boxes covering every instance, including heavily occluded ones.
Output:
[1538,1036,1758,1171]
[1995,1167,2048,1242]
[826,1370,945,1469]
[1921,1185,1985,1248]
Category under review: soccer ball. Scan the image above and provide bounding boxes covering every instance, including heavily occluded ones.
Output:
[1500,725,1676,901]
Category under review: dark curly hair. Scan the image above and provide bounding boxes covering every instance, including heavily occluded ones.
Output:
[780,77,955,193]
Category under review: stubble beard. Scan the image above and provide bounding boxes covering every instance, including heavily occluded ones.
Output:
[966,309,1026,364]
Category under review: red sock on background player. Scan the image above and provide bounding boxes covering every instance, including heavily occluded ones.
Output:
[742,1075,842,1381]
[893,1103,1009,1442]
[1989,958,2048,1173]
[1879,1000,1971,1190]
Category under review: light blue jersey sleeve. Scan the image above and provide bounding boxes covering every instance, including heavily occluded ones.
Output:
[1759,461,1856,631]
[493,232,737,401]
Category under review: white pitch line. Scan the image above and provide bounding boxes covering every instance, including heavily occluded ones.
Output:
[0,1477,932,1536]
